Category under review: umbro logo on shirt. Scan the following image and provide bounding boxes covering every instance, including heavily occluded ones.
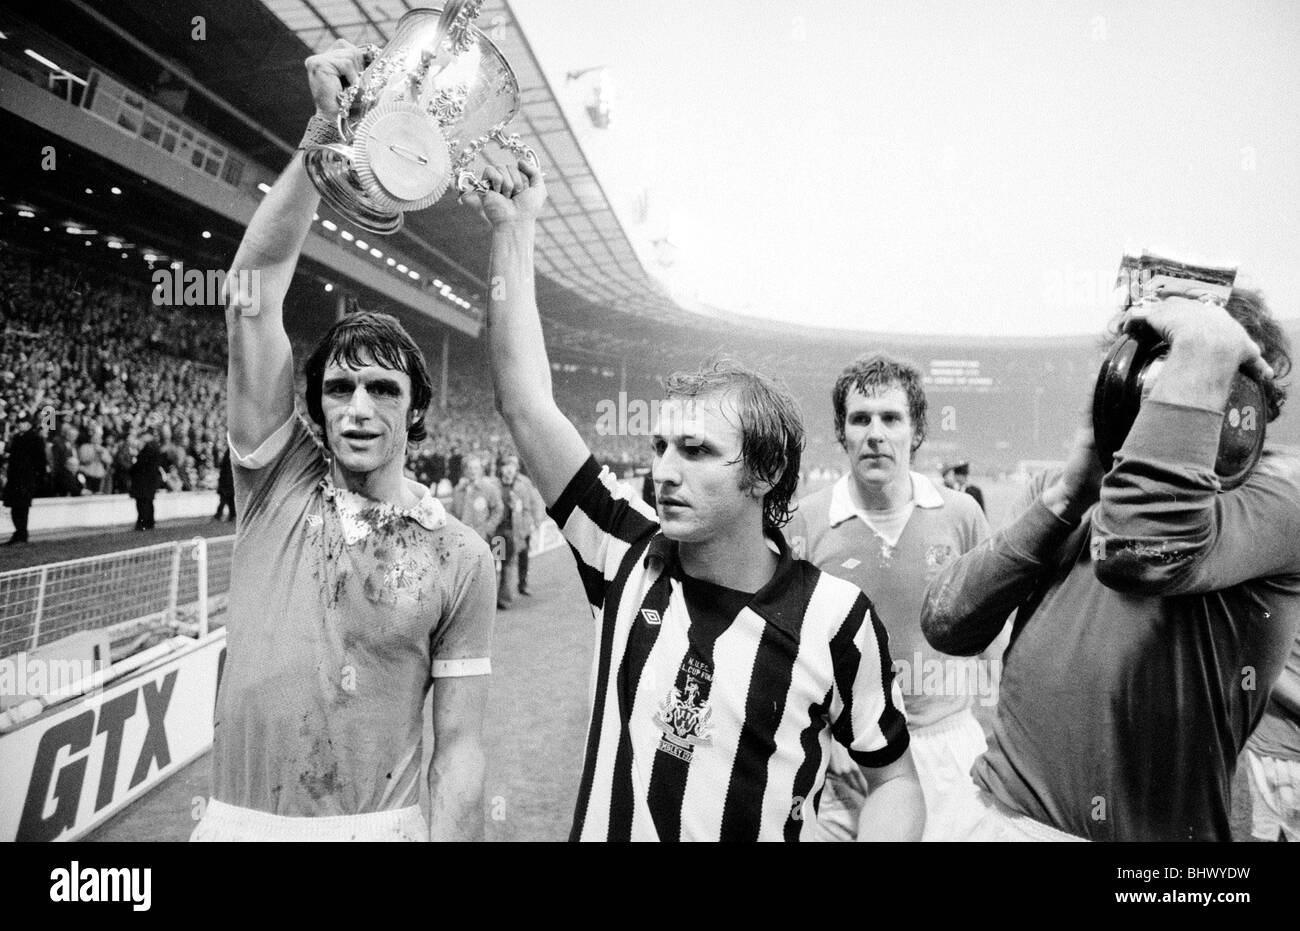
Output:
[641,609,662,626]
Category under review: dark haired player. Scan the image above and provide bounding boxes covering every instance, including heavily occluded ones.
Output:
[785,352,993,841]
[470,159,923,841]
[191,40,496,841]
[923,290,1300,840]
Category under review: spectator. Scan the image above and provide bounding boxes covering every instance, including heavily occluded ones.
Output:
[129,427,164,530]
[182,455,199,491]
[162,463,184,493]
[942,460,986,514]
[111,434,135,496]
[429,442,447,487]
[77,424,111,493]
[214,447,235,522]
[451,454,504,597]
[495,454,545,603]
[450,445,468,485]
[159,423,185,473]
[49,422,82,497]
[3,414,47,544]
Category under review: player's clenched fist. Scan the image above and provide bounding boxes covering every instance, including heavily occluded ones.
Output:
[467,160,547,228]
[304,39,370,118]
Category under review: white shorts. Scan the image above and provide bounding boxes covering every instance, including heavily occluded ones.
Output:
[190,798,428,842]
[1245,748,1300,842]
[812,707,989,842]
[956,789,1087,842]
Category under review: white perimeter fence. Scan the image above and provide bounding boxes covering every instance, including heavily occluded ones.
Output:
[0,519,567,661]
[0,537,234,660]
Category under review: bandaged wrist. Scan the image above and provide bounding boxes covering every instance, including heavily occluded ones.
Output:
[298,112,341,150]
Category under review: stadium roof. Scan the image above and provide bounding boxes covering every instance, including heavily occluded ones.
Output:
[58,0,687,327]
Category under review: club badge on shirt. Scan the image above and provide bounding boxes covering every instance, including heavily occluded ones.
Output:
[654,669,714,763]
[925,542,957,574]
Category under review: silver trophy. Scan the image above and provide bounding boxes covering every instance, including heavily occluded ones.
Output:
[303,2,539,235]
[1095,251,1264,489]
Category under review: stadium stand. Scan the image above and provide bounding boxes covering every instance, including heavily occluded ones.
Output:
[0,237,669,510]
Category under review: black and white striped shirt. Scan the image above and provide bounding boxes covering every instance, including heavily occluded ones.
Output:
[551,457,909,841]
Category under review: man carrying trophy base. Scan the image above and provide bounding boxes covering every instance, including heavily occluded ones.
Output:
[191,41,497,842]
[922,286,1300,841]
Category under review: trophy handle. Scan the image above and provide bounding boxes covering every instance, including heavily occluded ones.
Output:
[455,128,541,197]
[335,44,385,143]
[443,1,485,57]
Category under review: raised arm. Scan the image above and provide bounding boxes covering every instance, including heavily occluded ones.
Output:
[1091,296,1297,595]
[922,426,1102,656]
[469,163,591,507]
[226,41,366,455]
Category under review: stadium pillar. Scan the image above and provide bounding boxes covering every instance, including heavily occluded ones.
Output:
[440,332,449,411]
[336,292,347,321]
[620,357,627,395]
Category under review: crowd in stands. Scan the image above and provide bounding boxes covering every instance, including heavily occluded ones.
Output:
[404,365,659,495]
[0,248,659,513]
[0,249,228,502]
[0,246,843,530]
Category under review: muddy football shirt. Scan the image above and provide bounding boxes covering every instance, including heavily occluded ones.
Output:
[212,413,496,816]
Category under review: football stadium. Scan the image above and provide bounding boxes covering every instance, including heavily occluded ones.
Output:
[1,0,1298,850]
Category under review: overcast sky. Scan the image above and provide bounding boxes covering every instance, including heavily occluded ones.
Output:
[510,0,1300,336]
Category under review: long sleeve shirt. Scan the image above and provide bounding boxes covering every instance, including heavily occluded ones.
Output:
[922,400,1300,840]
